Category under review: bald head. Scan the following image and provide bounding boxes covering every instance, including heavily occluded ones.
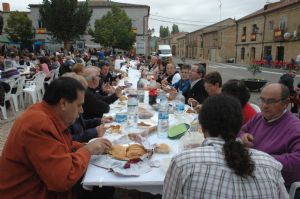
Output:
[262,83,290,100]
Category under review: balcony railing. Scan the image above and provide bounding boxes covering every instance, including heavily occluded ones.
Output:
[250,33,256,41]
[274,28,284,42]
[241,34,246,42]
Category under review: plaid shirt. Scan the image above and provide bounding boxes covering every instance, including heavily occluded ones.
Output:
[162,137,289,199]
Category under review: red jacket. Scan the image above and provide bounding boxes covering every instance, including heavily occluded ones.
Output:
[0,102,91,199]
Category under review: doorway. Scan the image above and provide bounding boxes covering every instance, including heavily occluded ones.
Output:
[250,47,256,62]
[276,46,284,61]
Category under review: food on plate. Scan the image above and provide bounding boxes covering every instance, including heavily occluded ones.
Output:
[138,107,153,119]
[106,125,121,133]
[126,144,147,159]
[155,143,170,154]
[123,158,142,169]
[108,144,147,160]
[186,108,197,114]
[138,122,151,127]
[108,145,127,160]
[119,95,127,101]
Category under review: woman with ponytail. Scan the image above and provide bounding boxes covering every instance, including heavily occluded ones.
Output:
[163,95,288,199]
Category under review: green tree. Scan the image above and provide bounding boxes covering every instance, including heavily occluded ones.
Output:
[89,5,135,51]
[159,26,170,38]
[0,15,3,34]
[40,0,92,50]
[171,24,179,34]
[5,11,34,48]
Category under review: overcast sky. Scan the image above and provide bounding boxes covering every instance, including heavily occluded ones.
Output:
[0,0,269,35]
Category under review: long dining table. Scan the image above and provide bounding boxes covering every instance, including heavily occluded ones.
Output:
[81,66,197,195]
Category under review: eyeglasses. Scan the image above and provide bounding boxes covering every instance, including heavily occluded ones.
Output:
[259,97,282,105]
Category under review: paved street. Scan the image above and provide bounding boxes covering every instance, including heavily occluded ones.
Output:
[173,57,300,105]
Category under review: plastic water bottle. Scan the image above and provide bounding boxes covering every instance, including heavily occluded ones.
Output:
[148,78,157,105]
[157,95,169,138]
[174,91,185,119]
[137,77,145,103]
[127,90,138,128]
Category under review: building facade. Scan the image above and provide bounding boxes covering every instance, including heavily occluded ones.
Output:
[185,18,236,62]
[28,0,150,54]
[236,0,300,65]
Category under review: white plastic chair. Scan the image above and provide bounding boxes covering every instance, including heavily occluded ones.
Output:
[11,76,25,111]
[0,79,16,119]
[44,70,57,87]
[290,182,300,199]
[250,103,261,113]
[23,72,46,104]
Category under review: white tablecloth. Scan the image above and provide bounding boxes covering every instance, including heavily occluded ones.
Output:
[82,67,197,195]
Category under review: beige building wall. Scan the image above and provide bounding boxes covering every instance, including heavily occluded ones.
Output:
[236,1,300,65]
[219,25,237,62]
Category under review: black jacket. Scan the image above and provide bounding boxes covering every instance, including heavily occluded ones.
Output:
[82,88,118,119]
[185,79,208,104]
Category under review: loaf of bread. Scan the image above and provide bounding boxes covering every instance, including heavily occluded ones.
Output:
[155,143,170,154]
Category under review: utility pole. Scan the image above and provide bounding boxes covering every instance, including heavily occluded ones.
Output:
[218,0,222,21]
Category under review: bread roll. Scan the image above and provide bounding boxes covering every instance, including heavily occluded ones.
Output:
[155,143,170,154]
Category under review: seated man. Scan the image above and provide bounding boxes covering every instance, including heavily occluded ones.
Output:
[240,83,300,191]
[168,64,191,100]
[187,70,221,111]
[161,63,181,86]
[163,95,288,199]
[82,67,122,119]
[0,77,112,199]
[185,63,208,104]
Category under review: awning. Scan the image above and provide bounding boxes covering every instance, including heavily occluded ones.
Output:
[0,35,11,43]
[34,41,45,46]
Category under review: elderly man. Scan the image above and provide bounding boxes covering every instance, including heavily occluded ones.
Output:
[163,95,288,199]
[186,64,208,104]
[161,63,181,87]
[0,77,112,199]
[82,67,122,119]
[240,83,300,189]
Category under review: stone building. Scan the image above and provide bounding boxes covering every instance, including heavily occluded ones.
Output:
[185,18,236,62]
[28,0,150,54]
[236,0,300,65]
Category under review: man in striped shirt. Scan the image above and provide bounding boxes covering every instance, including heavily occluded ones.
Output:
[163,95,288,199]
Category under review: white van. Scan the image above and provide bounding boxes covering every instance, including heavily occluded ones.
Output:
[158,45,172,61]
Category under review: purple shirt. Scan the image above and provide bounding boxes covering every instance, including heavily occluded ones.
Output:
[239,111,300,185]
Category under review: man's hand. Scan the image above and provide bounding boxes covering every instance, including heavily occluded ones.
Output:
[96,124,106,137]
[101,116,113,123]
[188,98,200,107]
[115,86,123,98]
[84,138,112,155]
[168,87,178,101]
[102,83,113,94]
[241,133,254,148]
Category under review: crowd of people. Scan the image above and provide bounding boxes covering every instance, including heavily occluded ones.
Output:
[0,49,300,199]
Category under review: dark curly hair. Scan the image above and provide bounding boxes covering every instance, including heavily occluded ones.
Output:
[199,95,255,178]
[221,79,250,107]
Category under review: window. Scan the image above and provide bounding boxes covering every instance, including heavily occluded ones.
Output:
[38,20,43,28]
[252,24,258,33]
[241,47,245,60]
[242,27,247,35]
[268,20,274,31]
[279,16,287,30]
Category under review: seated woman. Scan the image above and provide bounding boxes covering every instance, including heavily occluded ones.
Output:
[163,95,288,199]
[221,79,257,124]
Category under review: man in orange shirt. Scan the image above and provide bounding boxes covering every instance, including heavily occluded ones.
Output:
[0,77,112,199]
